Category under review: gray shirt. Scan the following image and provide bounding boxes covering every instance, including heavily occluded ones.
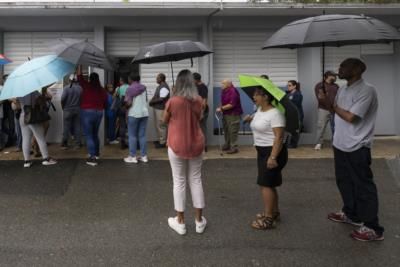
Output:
[61,83,82,111]
[333,79,378,152]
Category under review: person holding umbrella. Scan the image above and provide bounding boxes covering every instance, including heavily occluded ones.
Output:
[163,69,206,235]
[216,79,243,154]
[327,58,384,242]
[18,90,57,168]
[243,86,288,230]
[77,65,108,166]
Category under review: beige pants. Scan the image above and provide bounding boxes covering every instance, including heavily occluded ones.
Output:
[168,148,205,212]
[153,108,167,145]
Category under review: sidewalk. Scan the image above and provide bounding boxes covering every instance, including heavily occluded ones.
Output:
[1,136,399,161]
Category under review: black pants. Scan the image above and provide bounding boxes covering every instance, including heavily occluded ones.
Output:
[333,146,384,234]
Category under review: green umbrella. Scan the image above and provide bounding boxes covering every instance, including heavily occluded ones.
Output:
[238,74,300,135]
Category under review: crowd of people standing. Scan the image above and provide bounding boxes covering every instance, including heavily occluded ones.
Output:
[0,58,385,241]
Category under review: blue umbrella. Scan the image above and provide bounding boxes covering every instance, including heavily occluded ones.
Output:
[0,54,12,65]
[0,55,75,100]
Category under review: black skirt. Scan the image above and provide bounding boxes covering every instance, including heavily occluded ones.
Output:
[256,146,288,188]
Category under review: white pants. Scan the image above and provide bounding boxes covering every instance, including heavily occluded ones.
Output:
[168,148,205,212]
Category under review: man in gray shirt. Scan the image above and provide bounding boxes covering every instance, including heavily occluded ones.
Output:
[61,74,82,149]
[324,58,384,242]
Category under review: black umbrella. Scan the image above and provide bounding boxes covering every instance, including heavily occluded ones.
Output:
[262,14,400,90]
[132,40,213,84]
[48,38,115,70]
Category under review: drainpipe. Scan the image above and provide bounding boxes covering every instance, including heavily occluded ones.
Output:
[205,4,222,87]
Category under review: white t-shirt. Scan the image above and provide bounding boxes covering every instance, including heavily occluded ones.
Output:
[159,87,169,98]
[250,107,286,146]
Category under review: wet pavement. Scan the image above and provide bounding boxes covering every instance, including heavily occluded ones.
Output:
[0,158,399,266]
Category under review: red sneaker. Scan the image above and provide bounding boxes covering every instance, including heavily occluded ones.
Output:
[327,211,363,227]
[350,226,384,242]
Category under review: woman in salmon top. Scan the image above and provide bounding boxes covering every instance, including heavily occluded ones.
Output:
[163,69,207,235]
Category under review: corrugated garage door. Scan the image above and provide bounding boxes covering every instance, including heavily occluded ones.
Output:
[213,31,298,87]
[106,30,199,97]
[4,32,94,74]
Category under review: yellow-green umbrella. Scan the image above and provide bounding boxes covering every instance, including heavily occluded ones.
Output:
[238,74,300,135]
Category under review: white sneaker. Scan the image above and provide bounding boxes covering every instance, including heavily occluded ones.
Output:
[139,156,148,163]
[109,140,119,145]
[168,217,186,235]
[314,144,322,150]
[124,156,138,164]
[195,216,207,234]
[24,161,33,168]
[42,158,57,166]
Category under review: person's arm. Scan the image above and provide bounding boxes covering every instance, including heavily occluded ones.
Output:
[267,127,285,169]
[61,88,67,109]
[332,105,358,123]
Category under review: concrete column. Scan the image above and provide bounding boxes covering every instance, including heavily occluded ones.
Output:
[297,47,322,144]
[0,31,4,84]
[94,25,106,146]
[394,42,400,135]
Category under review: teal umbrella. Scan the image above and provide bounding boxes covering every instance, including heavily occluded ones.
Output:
[0,55,75,100]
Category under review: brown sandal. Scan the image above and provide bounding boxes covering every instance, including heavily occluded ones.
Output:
[256,212,280,222]
[251,216,275,230]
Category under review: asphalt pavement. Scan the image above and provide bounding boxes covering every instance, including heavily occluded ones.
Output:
[0,158,399,266]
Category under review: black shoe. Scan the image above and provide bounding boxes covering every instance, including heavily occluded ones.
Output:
[86,157,98,167]
[226,148,239,154]
[120,142,128,149]
[154,143,166,149]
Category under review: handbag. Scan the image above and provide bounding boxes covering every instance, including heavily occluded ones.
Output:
[24,94,51,124]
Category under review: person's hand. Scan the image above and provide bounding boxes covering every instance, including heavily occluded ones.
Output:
[267,157,278,169]
[216,107,222,113]
[243,114,252,123]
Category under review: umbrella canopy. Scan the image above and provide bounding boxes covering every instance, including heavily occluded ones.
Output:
[0,54,12,65]
[239,74,300,135]
[262,14,400,91]
[48,38,115,70]
[132,40,213,84]
[132,40,213,64]
[0,55,75,100]
[263,14,400,49]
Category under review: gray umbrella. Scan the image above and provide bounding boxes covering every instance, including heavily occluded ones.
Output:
[48,38,115,70]
[262,14,400,89]
[132,40,213,84]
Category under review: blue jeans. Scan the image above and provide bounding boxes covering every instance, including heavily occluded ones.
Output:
[81,109,103,157]
[128,116,148,157]
[107,114,117,141]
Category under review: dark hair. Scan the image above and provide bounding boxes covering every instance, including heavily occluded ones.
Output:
[324,70,337,79]
[89,72,101,88]
[260,74,269,80]
[255,86,275,104]
[120,75,129,84]
[288,80,300,91]
[342,58,367,74]
[193,72,201,81]
[158,73,166,82]
[129,73,141,82]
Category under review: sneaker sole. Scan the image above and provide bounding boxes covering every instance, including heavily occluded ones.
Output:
[350,234,384,242]
[328,216,363,227]
[42,162,57,166]
[86,162,98,166]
